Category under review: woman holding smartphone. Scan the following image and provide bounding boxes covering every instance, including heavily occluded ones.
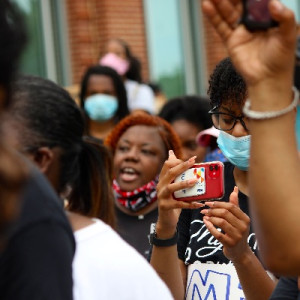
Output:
[202,0,300,298]
[150,57,276,300]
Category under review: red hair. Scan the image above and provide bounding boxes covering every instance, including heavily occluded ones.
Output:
[105,112,182,159]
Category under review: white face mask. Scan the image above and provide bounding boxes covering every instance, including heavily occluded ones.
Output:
[217,131,251,171]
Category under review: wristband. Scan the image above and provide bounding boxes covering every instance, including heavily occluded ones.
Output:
[149,223,178,247]
[243,86,299,120]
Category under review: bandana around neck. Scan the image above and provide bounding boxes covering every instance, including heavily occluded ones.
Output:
[113,177,159,212]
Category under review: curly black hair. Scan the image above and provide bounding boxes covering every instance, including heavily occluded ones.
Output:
[0,0,27,104]
[207,57,247,109]
[159,95,212,131]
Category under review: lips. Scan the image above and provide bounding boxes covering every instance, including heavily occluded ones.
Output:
[119,167,139,182]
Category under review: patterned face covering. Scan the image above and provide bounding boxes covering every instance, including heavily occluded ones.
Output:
[113,177,159,212]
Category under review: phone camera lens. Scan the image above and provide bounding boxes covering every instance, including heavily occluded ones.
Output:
[214,165,219,170]
[209,165,214,171]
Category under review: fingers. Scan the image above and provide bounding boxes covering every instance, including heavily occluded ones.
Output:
[203,212,249,247]
[201,198,250,243]
[203,217,241,247]
[211,0,241,27]
[269,0,297,43]
[158,155,196,189]
[203,200,250,227]
[158,176,198,201]
[161,200,205,211]
[202,0,241,42]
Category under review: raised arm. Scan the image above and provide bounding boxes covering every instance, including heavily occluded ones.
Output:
[150,151,203,300]
[202,0,300,274]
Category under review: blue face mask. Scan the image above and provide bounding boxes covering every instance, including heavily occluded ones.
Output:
[84,94,118,122]
[217,131,251,171]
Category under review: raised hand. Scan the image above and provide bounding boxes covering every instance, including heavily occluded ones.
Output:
[202,0,297,88]
[202,186,252,263]
[156,150,203,235]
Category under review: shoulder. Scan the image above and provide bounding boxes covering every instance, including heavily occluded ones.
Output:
[11,168,74,247]
[73,219,173,299]
[270,277,299,299]
[136,83,154,99]
[125,80,154,99]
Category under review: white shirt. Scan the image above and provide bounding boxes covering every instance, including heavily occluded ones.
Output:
[124,79,155,114]
[73,219,173,300]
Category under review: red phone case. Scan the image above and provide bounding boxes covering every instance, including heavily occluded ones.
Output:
[173,161,224,202]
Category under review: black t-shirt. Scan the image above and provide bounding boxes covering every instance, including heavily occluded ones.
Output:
[177,162,258,264]
[270,277,300,300]
[115,206,158,259]
[0,169,75,300]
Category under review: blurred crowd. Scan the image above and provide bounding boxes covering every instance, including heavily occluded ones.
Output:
[1,0,300,299]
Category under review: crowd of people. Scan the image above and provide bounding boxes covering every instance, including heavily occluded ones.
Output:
[1,0,300,299]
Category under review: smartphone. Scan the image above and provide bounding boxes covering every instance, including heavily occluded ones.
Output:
[173,161,224,202]
[241,0,278,31]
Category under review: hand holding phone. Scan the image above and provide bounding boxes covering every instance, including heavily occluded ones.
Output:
[173,161,224,202]
[241,0,278,31]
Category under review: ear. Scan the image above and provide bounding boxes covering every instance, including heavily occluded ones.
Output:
[32,147,54,175]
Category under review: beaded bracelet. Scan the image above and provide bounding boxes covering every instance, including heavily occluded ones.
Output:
[243,86,299,120]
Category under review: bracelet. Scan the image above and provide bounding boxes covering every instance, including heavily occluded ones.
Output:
[243,86,299,120]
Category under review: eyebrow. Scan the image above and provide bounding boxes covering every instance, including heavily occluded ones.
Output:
[219,106,243,116]
[219,106,233,113]
[119,139,156,148]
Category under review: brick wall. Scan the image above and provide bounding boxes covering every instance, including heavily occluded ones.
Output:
[66,0,149,85]
[200,0,228,79]
[66,0,228,90]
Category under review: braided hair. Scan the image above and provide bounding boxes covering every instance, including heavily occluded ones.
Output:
[10,75,116,227]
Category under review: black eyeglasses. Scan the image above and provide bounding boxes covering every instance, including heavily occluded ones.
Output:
[208,107,249,132]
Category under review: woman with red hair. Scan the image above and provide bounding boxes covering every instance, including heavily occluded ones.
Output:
[105,112,182,258]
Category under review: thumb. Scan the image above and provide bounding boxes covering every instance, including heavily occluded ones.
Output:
[270,0,297,42]
[229,186,239,207]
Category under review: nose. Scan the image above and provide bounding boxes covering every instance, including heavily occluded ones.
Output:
[124,147,139,162]
[231,120,248,137]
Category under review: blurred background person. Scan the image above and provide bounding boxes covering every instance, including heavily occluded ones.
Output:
[100,38,155,114]
[159,95,213,163]
[79,65,130,140]
[147,82,167,115]
[0,1,75,299]
[196,126,227,162]
[5,74,174,300]
[105,112,182,258]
